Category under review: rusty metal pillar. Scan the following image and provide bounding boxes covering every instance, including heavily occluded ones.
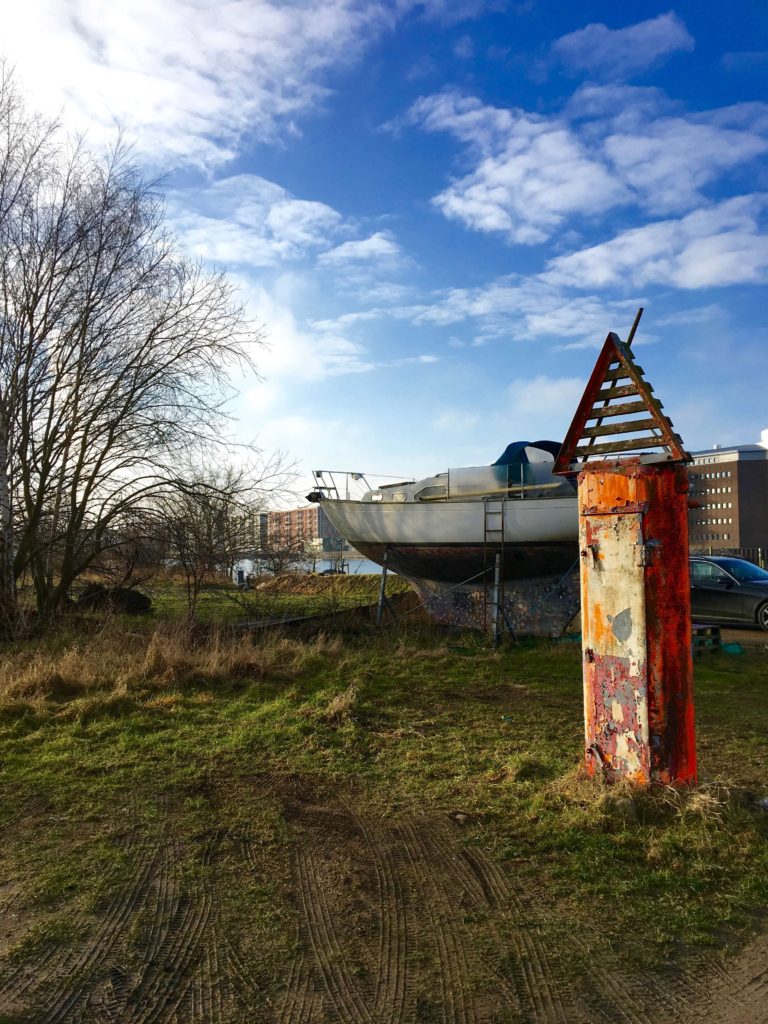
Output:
[554,316,696,786]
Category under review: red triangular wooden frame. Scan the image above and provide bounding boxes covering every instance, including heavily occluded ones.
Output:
[553,332,690,475]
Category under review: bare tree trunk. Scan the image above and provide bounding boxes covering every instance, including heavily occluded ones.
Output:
[0,395,17,633]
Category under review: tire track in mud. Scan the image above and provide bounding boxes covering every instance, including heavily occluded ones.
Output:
[1,783,285,1023]
[220,928,271,1014]
[457,847,736,1024]
[0,938,63,1012]
[460,846,669,1024]
[176,944,224,1024]
[44,844,160,1023]
[397,821,480,1024]
[423,830,523,1017]
[458,846,575,1024]
[349,811,413,1024]
[0,836,158,1023]
[0,794,49,841]
[295,841,375,1024]
[279,950,317,1024]
[399,825,523,1017]
[123,836,215,1024]
[679,931,768,1024]
[565,933,662,1024]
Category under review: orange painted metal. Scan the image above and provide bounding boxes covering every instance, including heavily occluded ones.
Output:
[578,460,696,785]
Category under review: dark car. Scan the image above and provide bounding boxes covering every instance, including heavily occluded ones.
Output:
[690,555,768,631]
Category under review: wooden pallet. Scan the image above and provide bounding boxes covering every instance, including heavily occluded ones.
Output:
[692,623,721,655]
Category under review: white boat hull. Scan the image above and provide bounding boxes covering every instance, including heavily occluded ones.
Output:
[321,495,576,546]
[319,495,579,584]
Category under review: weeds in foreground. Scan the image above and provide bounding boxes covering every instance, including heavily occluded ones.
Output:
[0,624,345,712]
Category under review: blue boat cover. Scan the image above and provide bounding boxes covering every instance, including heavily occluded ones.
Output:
[492,440,561,465]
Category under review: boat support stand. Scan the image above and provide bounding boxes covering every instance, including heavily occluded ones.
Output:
[376,546,395,626]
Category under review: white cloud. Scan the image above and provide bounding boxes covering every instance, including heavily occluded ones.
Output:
[4,0,496,170]
[565,83,672,122]
[171,175,346,266]
[318,231,404,267]
[654,304,724,326]
[3,0,391,168]
[402,90,516,151]
[244,286,377,389]
[241,283,439,396]
[404,86,768,243]
[453,35,475,59]
[552,12,694,80]
[171,181,415,305]
[603,116,768,214]
[303,279,639,352]
[309,311,382,332]
[544,195,768,290]
[434,127,625,243]
[406,91,627,243]
[398,279,641,343]
[397,0,500,25]
[353,281,418,304]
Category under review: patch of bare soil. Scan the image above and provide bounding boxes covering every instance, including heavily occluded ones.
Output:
[681,929,768,1024]
[0,779,765,1023]
[720,626,768,651]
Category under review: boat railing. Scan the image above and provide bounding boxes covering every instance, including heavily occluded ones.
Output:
[311,465,570,503]
[312,469,415,501]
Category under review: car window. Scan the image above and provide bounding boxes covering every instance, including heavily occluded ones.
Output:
[718,558,768,583]
[691,561,730,583]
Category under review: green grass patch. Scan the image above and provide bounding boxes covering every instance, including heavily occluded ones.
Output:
[0,625,766,979]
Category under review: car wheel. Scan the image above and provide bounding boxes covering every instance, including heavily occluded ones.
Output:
[758,603,768,632]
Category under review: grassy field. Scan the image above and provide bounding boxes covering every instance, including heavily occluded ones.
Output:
[144,572,412,624]
[0,614,766,1021]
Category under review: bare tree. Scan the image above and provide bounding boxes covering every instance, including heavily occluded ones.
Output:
[0,65,58,630]
[156,463,283,620]
[254,538,313,577]
[253,511,314,576]
[0,74,270,626]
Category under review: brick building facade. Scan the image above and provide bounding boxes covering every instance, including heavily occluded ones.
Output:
[266,505,345,552]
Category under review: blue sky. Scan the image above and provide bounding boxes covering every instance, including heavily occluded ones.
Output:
[5,1,768,490]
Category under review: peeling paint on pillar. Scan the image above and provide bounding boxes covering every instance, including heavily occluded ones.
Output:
[579,461,696,785]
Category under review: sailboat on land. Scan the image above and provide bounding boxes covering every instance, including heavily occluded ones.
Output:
[307,441,580,633]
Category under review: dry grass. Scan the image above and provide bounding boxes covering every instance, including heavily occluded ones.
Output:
[0,624,345,709]
[317,683,358,724]
[525,767,764,835]
[252,573,409,598]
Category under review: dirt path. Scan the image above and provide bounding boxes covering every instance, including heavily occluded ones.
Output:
[0,782,765,1023]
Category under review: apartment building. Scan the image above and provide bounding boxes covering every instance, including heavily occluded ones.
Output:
[688,430,768,551]
[266,505,346,552]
